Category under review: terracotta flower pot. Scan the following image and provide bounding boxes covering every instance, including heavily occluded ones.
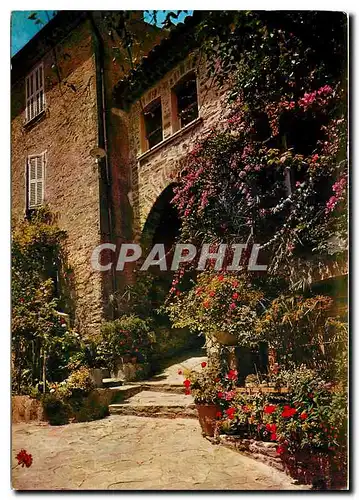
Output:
[214,330,238,346]
[196,404,220,437]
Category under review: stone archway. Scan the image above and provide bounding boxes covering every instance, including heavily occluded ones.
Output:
[141,183,181,259]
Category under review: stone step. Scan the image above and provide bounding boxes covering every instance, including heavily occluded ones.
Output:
[131,381,185,394]
[102,377,124,388]
[108,390,197,419]
[106,384,144,402]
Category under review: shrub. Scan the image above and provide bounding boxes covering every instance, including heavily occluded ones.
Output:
[65,367,95,397]
[96,315,155,373]
[166,272,263,347]
[42,393,70,426]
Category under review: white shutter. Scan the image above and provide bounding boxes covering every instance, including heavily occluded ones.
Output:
[25,63,45,122]
[28,154,45,208]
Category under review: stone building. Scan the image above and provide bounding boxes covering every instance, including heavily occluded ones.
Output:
[11,11,224,337]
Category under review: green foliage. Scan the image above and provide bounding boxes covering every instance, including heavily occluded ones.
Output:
[96,315,155,373]
[216,366,347,455]
[167,272,264,347]
[12,208,79,394]
[183,361,225,404]
[257,295,347,377]
[64,367,95,397]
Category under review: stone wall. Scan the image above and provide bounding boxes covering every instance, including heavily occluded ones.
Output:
[11,20,105,337]
[127,53,228,238]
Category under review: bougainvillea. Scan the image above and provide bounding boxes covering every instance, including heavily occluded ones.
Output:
[171,11,347,284]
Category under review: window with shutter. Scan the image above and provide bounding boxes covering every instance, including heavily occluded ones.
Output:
[25,64,45,122]
[27,154,45,209]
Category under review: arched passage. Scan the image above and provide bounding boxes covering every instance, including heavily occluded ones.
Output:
[141,183,181,262]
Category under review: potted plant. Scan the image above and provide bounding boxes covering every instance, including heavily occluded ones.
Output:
[182,362,223,436]
[167,272,263,347]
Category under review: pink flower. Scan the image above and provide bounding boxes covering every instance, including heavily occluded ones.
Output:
[311,153,319,163]
[224,390,236,401]
[227,370,238,381]
[229,302,236,310]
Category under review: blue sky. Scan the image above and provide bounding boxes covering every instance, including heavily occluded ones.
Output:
[11,10,193,57]
[11,11,56,56]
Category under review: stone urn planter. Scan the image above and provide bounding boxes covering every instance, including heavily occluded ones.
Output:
[196,404,220,437]
[213,331,238,346]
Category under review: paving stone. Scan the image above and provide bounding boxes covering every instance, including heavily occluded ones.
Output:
[12,416,307,490]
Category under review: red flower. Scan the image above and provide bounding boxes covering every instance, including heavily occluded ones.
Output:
[183,379,191,388]
[276,445,286,455]
[300,412,308,420]
[201,362,207,368]
[232,292,239,300]
[209,291,215,297]
[232,280,239,287]
[184,388,191,395]
[217,391,224,399]
[227,369,238,381]
[264,405,277,414]
[216,411,222,418]
[242,405,250,413]
[281,405,297,418]
[177,369,183,375]
[311,153,319,163]
[229,302,236,310]
[218,275,224,281]
[270,433,277,441]
[19,298,24,303]
[225,407,236,420]
[16,449,33,468]
[203,300,210,308]
[265,423,277,433]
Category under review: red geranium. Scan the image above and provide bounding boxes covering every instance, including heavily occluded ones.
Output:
[232,292,239,300]
[281,405,297,418]
[217,391,224,399]
[216,411,222,418]
[270,433,277,441]
[265,423,277,434]
[277,445,286,455]
[300,412,308,420]
[264,405,277,414]
[201,361,207,368]
[225,407,236,420]
[183,379,191,388]
[16,449,33,468]
[227,369,238,381]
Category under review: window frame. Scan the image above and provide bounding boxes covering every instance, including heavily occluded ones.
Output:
[25,63,45,123]
[171,71,199,133]
[141,97,163,152]
[26,152,46,210]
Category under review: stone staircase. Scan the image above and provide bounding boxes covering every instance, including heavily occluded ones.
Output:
[105,348,207,419]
